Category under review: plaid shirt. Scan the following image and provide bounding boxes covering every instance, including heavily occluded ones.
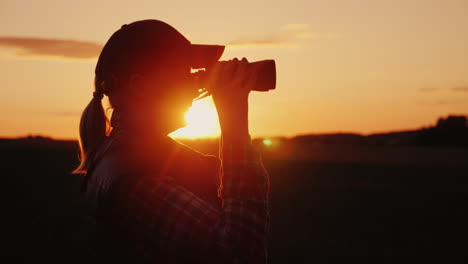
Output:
[83,129,271,263]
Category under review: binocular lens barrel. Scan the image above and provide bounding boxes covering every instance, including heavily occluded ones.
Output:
[195,59,276,92]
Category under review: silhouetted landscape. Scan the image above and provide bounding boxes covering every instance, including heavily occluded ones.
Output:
[3,115,468,263]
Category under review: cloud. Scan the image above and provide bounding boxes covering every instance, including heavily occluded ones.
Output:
[228,38,289,47]
[227,24,338,48]
[452,86,468,92]
[418,86,468,93]
[419,87,440,93]
[419,99,467,106]
[0,37,102,60]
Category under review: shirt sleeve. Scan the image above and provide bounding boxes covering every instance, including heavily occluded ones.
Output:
[107,135,271,263]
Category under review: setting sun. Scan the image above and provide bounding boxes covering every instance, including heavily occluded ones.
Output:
[170,97,220,139]
[1,0,467,140]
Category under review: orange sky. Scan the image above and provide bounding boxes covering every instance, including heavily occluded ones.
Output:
[1,0,467,139]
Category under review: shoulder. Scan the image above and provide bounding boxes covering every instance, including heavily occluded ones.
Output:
[83,132,138,205]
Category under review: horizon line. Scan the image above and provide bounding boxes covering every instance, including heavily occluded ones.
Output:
[0,126,446,142]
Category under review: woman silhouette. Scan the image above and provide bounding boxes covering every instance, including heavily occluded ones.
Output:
[74,20,270,263]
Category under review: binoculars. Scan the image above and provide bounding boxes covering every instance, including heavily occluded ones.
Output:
[192,59,276,100]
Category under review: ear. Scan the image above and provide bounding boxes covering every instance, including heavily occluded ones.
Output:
[128,73,147,102]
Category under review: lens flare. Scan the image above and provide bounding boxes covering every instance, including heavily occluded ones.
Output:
[263,138,273,146]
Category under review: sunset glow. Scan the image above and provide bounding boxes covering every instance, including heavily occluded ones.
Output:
[1,0,468,139]
[170,97,220,138]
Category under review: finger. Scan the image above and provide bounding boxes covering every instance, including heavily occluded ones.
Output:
[233,58,250,90]
[220,59,238,88]
[209,60,227,93]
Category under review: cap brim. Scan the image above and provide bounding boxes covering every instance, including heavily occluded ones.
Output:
[189,44,225,68]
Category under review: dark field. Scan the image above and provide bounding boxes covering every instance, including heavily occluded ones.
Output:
[2,137,468,263]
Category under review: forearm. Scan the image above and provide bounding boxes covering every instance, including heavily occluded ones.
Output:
[219,134,269,198]
[193,57,272,261]
[217,132,271,263]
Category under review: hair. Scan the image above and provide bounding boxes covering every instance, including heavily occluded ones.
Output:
[72,21,187,174]
[72,77,111,175]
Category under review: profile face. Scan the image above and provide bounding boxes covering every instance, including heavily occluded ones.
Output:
[133,56,199,134]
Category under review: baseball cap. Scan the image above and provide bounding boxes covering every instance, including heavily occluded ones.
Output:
[95,19,225,79]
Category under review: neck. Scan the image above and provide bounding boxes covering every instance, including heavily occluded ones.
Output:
[110,109,169,140]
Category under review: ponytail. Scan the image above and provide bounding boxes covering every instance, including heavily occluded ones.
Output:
[73,78,110,175]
